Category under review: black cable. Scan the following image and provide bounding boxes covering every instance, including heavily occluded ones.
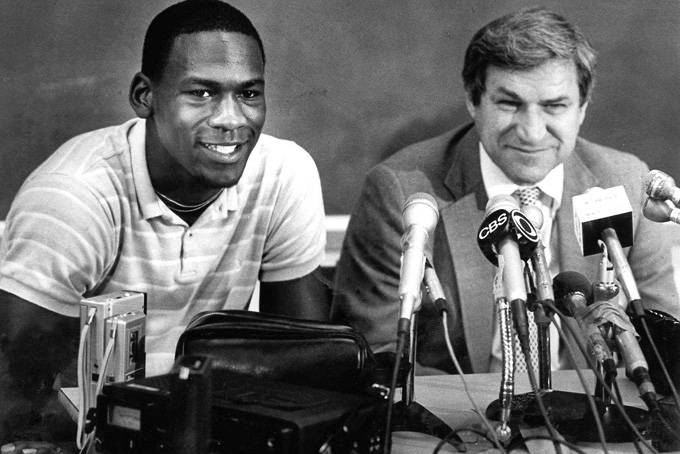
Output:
[382,325,407,454]
[521,345,563,454]
[632,437,645,454]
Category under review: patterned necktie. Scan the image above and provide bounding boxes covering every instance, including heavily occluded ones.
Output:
[513,187,541,374]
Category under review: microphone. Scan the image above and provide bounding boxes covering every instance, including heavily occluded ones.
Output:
[592,271,659,413]
[642,197,680,225]
[552,271,618,380]
[643,169,680,206]
[572,186,643,315]
[397,193,439,329]
[522,204,553,390]
[423,261,447,315]
[521,205,553,320]
[477,195,539,361]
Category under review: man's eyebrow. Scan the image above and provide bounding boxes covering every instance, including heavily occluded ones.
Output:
[494,87,570,103]
[241,77,265,88]
[494,87,521,99]
[183,76,265,87]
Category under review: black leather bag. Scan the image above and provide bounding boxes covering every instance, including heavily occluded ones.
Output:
[175,310,377,393]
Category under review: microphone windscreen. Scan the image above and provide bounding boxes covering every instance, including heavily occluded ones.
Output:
[485,194,518,217]
[402,192,439,231]
[642,197,673,222]
[643,169,675,199]
[553,271,593,313]
[521,204,544,230]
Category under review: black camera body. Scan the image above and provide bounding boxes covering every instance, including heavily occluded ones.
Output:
[95,355,384,454]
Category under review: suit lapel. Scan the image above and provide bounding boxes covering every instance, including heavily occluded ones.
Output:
[440,126,497,372]
[557,146,601,281]
[441,195,496,372]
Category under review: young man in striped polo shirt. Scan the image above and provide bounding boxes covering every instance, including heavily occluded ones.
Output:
[0,1,329,450]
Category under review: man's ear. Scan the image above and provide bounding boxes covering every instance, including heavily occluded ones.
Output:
[129,72,154,119]
[464,91,477,120]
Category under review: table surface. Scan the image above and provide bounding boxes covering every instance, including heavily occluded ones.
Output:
[60,368,679,454]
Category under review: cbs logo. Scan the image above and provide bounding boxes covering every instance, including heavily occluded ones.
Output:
[478,212,508,240]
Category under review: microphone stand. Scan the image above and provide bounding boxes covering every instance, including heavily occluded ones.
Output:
[389,310,466,452]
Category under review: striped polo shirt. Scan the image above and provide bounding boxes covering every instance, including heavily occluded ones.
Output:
[0,118,325,375]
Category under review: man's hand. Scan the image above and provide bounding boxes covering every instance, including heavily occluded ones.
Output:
[0,291,79,447]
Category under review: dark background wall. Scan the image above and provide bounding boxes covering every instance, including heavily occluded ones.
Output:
[2,1,679,217]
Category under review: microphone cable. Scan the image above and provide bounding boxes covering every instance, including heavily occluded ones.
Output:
[381,322,408,454]
[519,333,564,454]
[439,311,507,453]
[76,307,97,451]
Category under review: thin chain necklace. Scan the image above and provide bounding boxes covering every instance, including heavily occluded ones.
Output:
[155,189,224,213]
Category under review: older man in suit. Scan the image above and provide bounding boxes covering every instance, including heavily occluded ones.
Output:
[331,7,680,374]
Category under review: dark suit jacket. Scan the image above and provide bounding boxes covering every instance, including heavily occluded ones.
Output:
[331,123,680,373]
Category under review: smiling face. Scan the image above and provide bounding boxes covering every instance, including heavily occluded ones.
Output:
[141,30,266,192]
[466,59,588,186]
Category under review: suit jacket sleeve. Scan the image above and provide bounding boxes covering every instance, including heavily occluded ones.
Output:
[627,164,680,319]
[330,164,408,353]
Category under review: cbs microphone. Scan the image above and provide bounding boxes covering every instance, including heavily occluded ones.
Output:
[477,195,539,360]
[397,193,439,333]
[643,169,680,206]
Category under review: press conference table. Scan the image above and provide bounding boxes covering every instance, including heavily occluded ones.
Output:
[60,368,678,454]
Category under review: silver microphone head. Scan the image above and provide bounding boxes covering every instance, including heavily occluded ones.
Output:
[521,204,544,230]
[643,169,675,200]
[401,192,439,232]
[485,194,519,217]
[642,197,673,222]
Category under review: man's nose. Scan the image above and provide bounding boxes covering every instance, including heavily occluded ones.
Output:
[515,107,547,144]
[208,96,247,130]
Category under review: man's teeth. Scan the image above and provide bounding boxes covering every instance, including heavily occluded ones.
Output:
[205,143,238,154]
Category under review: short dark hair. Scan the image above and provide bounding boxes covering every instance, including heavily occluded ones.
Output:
[142,0,265,82]
[462,7,596,106]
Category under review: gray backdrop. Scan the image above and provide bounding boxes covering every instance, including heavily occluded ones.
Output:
[2,1,679,216]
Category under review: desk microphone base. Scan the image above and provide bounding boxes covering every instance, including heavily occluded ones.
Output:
[485,390,650,443]
[391,400,467,452]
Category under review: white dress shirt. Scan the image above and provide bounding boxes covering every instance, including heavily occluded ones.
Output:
[479,143,568,371]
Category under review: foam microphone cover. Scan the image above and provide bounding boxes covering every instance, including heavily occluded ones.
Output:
[553,270,593,316]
